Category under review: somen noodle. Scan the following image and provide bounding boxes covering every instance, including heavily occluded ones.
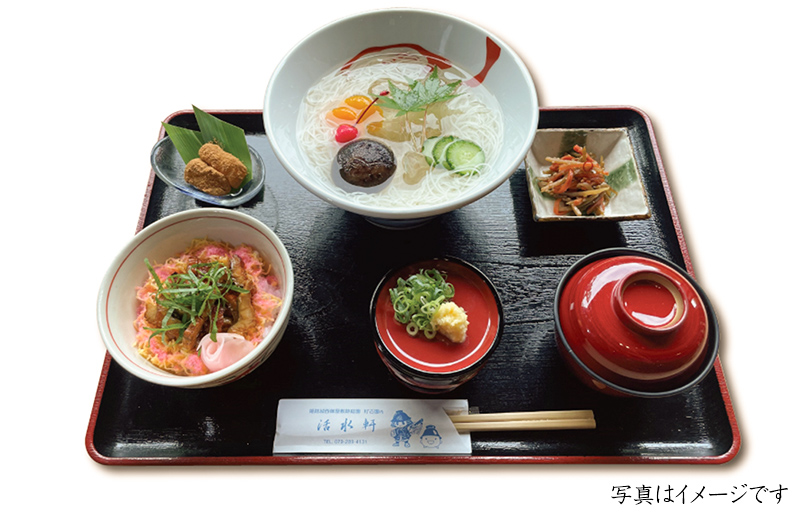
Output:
[297,50,504,209]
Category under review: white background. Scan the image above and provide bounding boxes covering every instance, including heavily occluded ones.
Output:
[3,1,797,518]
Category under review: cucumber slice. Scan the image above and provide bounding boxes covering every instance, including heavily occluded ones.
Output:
[444,139,485,175]
[432,135,456,167]
[422,136,443,166]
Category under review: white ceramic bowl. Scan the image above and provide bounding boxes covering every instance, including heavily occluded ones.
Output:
[264,8,538,228]
[97,209,294,388]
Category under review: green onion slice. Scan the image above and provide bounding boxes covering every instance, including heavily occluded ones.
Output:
[389,268,455,339]
[144,259,248,344]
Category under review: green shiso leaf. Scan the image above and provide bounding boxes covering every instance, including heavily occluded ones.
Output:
[161,107,253,188]
[161,123,204,165]
[606,158,638,191]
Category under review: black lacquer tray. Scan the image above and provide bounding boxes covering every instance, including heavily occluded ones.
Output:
[86,106,739,465]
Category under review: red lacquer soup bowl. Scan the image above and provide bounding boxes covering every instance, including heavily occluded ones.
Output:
[371,257,503,393]
[555,248,719,398]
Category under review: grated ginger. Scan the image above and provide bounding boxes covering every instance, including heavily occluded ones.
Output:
[431,301,469,343]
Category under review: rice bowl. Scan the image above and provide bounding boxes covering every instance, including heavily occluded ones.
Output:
[97,209,294,389]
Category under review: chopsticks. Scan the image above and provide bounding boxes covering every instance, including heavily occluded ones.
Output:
[447,409,595,433]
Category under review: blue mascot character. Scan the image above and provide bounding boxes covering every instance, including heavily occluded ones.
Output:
[390,410,423,447]
[420,424,443,448]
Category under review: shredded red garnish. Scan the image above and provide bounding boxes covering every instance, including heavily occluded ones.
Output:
[537,144,615,216]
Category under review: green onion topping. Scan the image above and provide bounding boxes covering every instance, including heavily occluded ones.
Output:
[144,259,248,343]
[389,268,454,339]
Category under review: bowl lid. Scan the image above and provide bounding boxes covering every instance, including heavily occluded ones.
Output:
[558,251,710,390]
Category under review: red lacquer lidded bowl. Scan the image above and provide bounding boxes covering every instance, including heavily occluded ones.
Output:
[371,257,503,393]
[555,248,719,398]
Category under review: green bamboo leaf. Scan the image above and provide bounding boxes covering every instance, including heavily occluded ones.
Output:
[161,123,204,164]
[161,108,253,189]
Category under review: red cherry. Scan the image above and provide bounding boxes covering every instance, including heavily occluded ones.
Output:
[335,124,358,143]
